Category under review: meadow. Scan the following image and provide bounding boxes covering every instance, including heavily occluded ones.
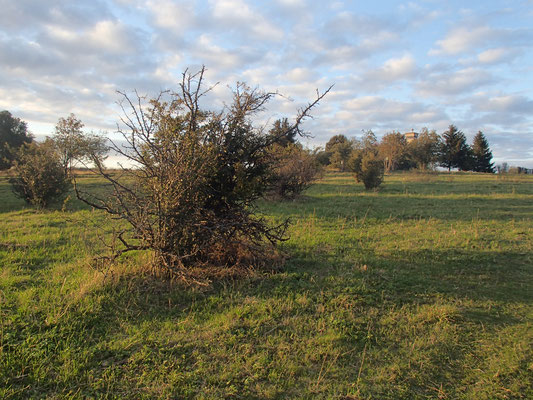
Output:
[1,171,532,399]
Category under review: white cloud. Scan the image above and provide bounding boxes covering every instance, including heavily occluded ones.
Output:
[417,67,494,97]
[283,67,317,83]
[361,54,418,87]
[275,0,305,8]
[0,0,532,166]
[477,48,519,65]
[42,19,142,56]
[382,55,417,78]
[472,93,533,114]
[189,34,264,77]
[147,0,196,34]
[340,96,448,129]
[210,0,284,41]
[87,20,136,53]
[430,26,494,55]
[430,23,533,57]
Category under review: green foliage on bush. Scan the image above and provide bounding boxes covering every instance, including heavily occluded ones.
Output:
[10,139,71,208]
[268,143,321,199]
[360,153,385,189]
[348,151,384,190]
[345,130,385,190]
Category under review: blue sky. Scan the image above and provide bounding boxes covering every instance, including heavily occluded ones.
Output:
[1,0,533,166]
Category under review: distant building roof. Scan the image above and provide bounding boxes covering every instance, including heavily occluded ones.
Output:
[404,130,418,143]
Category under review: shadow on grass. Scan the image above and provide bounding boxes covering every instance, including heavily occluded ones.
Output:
[3,240,532,398]
[260,189,533,222]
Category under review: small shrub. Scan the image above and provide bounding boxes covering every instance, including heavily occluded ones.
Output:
[268,144,321,200]
[348,151,384,190]
[361,154,384,190]
[10,139,71,208]
[360,153,384,189]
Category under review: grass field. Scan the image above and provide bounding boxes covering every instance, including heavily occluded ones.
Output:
[1,171,532,399]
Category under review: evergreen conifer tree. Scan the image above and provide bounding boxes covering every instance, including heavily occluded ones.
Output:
[472,131,495,173]
[440,124,470,171]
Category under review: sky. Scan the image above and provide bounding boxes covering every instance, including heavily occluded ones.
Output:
[1,0,533,167]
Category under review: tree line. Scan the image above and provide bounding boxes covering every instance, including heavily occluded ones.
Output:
[0,110,504,202]
[317,125,495,181]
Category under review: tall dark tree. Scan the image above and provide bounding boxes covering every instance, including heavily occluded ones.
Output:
[268,118,296,147]
[0,111,33,170]
[439,124,470,171]
[471,131,495,173]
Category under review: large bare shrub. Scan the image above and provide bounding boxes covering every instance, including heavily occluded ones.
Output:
[76,68,329,277]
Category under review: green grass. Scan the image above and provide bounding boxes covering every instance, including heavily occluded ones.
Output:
[1,171,532,399]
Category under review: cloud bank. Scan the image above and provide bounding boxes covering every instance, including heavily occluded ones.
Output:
[1,0,532,166]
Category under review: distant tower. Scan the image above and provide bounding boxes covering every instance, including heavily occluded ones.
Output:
[404,129,418,143]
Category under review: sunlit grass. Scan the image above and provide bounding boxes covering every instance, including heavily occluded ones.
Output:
[1,171,532,399]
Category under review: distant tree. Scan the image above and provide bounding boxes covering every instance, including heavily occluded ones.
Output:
[53,113,107,175]
[329,140,354,171]
[360,130,378,152]
[10,139,71,208]
[499,162,509,174]
[407,128,441,170]
[314,148,331,166]
[471,131,495,173]
[325,134,348,152]
[379,131,407,172]
[346,150,362,178]
[439,125,470,171]
[0,111,33,170]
